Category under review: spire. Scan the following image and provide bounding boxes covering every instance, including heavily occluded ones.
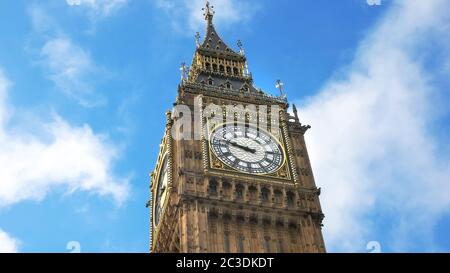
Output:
[187,0,257,91]
[199,0,237,54]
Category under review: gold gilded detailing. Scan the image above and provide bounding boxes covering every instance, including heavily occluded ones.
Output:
[277,165,288,179]
[212,157,223,169]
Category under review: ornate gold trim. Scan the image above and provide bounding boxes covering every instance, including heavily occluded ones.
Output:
[151,111,174,249]
[281,111,299,185]
[152,152,169,229]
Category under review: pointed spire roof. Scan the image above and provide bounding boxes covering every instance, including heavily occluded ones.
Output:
[183,1,287,105]
[200,1,240,56]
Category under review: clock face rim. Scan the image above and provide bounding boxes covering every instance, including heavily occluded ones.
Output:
[209,123,286,175]
[153,153,169,228]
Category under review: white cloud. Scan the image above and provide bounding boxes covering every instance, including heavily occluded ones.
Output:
[0,69,129,208]
[40,37,105,107]
[300,0,450,252]
[0,229,20,253]
[66,0,129,18]
[28,6,107,107]
[155,0,259,33]
[29,3,60,34]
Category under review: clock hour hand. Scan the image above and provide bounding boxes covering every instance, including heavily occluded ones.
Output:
[227,140,256,154]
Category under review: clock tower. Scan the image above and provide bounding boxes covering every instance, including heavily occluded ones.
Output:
[149,1,326,253]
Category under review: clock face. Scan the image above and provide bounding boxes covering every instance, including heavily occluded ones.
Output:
[154,154,169,227]
[210,124,285,175]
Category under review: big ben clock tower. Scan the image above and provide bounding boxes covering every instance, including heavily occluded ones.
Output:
[149,1,326,253]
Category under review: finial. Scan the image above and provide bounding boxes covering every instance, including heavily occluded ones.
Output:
[166,110,172,124]
[195,32,201,48]
[202,0,215,21]
[180,62,188,83]
[237,40,245,56]
[244,61,250,77]
[293,104,299,121]
[275,79,285,96]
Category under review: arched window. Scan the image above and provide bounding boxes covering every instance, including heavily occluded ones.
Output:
[261,187,270,202]
[248,186,257,201]
[205,62,211,70]
[219,65,225,73]
[233,67,239,75]
[226,66,231,74]
[236,184,244,199]
[287,191,295,207]
[274,190,283,204]
[209,179,217,195]
[212,64,218,72]
[222,181,231,198]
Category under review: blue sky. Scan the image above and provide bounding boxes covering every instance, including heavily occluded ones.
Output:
[0,0,449,253]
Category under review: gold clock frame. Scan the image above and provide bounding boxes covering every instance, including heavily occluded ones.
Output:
[152,152,170,229]
[151,121,174,249]
[207,122,291,180]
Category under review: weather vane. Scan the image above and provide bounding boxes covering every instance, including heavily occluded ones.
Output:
[275,79,285,96]
[202,1,215,20]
